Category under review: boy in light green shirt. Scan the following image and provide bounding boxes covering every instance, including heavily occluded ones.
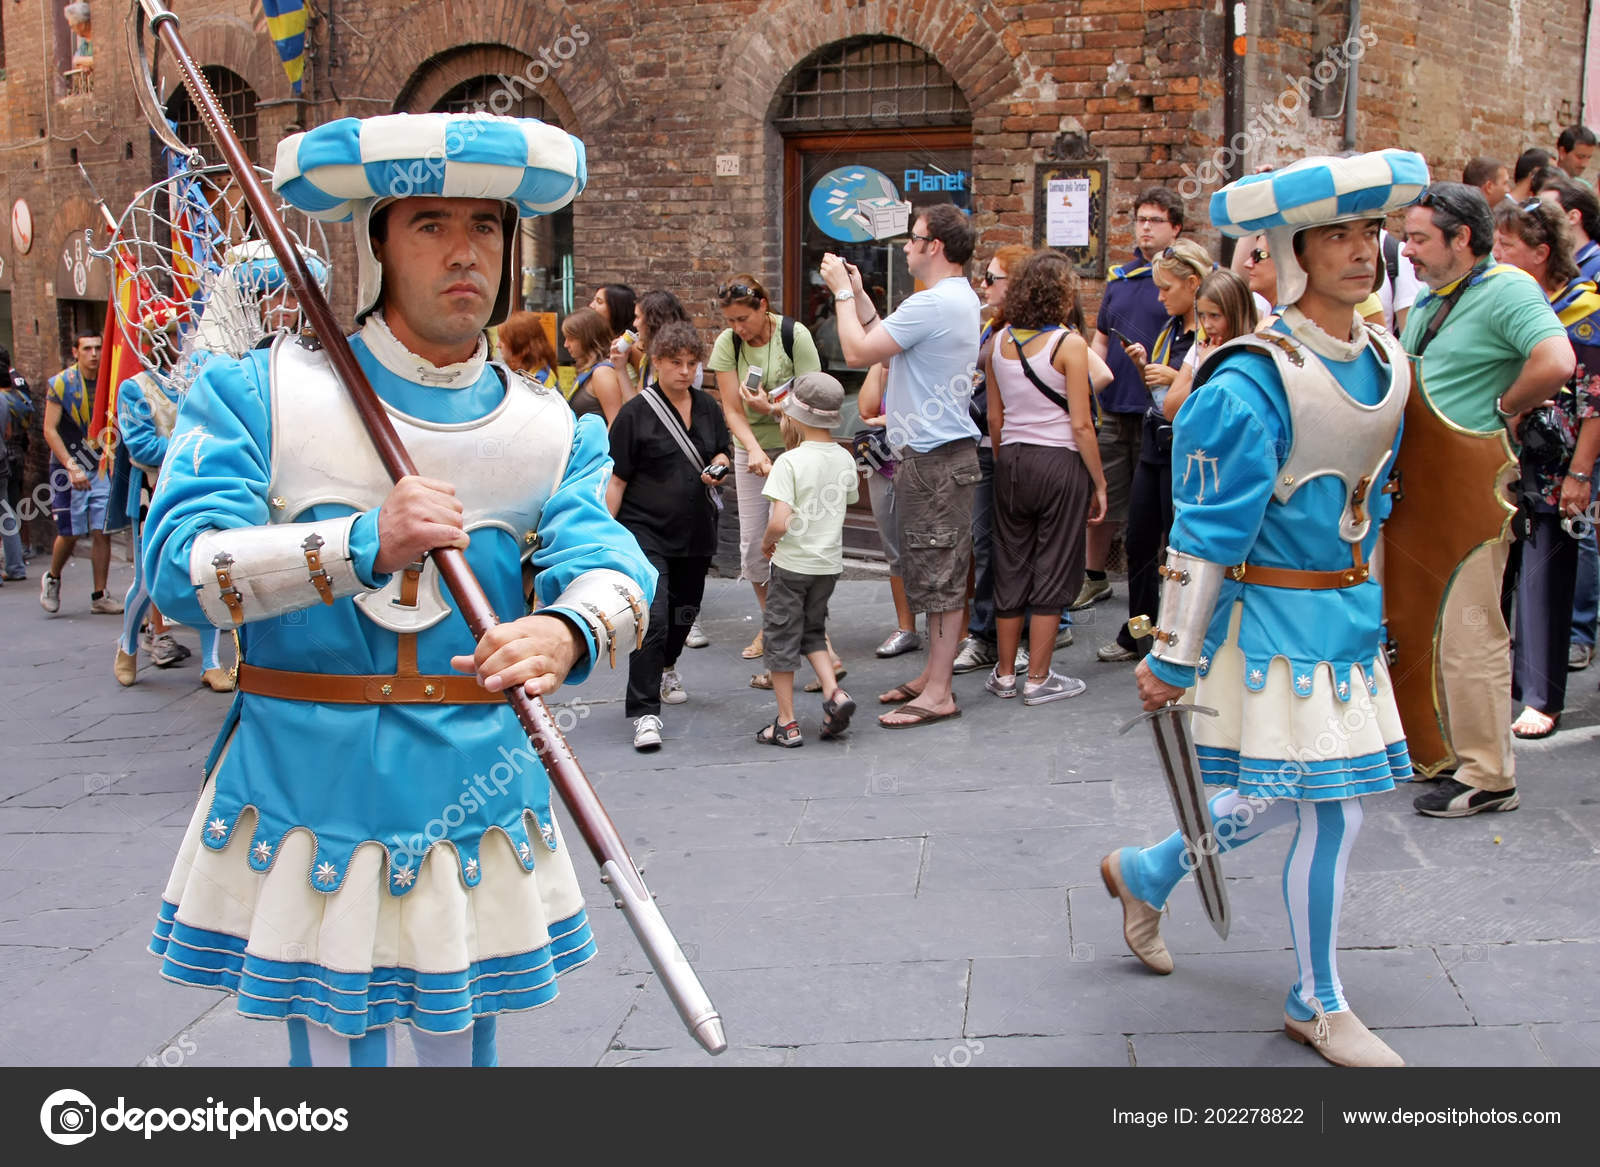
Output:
[756,373,859,747]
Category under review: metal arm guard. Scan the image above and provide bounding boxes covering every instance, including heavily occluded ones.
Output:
[190,516,366,627]
[549,568,650,670]
[1147,550,1228,670]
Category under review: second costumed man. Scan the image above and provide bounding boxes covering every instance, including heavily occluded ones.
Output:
[1101,150,1431,1067]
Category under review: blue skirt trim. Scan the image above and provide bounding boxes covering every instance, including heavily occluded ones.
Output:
[148,901,597,1037]
[1195,741,1411,801]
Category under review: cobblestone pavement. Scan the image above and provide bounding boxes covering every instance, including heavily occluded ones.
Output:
[3,563,1599,1068]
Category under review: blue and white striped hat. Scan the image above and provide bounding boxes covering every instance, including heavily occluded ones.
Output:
[1209,149,1429,238]
[270,112,586,325]
[1211,150,1430,305]
[272,112,586,222]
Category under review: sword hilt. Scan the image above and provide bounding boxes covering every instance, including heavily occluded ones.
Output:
[1116,702,1219,736]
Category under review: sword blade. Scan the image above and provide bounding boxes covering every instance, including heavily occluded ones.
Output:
[1148,709,1232,940]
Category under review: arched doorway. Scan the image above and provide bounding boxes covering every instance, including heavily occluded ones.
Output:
[777,37,972,385]
[431,78,575,323]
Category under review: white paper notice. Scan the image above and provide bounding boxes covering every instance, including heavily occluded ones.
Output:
[1046,178,1091,247]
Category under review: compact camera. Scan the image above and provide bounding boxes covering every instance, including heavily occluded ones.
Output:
[703,462,730,482]
[742,365,765,394]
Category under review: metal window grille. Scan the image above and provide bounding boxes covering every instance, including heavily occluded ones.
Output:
[773,37,969,131]
[167,68,259,165]
[433,78,551,122]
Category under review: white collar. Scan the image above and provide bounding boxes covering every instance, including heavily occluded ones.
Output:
[1278,304,1369,363]
[358,311,488,389]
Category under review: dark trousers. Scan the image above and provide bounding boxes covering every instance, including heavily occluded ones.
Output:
[625,551,710,718]
[1504,511,1580,715]
[968,446,996,640]
[1118,457,1173,653]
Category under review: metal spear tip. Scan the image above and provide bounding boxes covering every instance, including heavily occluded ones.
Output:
[694,1015,727,1055]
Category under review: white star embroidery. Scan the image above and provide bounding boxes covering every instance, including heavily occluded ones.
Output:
[517,841,532,863]
[314,861,338,887]
[1249,668,1264,685]
[1295,673,1312,692]
[1198,655,1211,672]
[1368,679,1379,695]
[539,821,556,847]
[252,840,272,864]
[206,817,227,840]
[166,424,213,476]
[1337,681,1350,699]
[464,857,480,881]
[391,865,416,889]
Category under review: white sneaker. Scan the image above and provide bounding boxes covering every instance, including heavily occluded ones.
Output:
[660,667,688,705]
[39,572,60,614]
[685,620,709,649]
[1022,670,1088,706]
[632,714,664,751]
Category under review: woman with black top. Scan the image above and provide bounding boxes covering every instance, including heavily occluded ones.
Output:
[1096,238,1207,663]
[561,307,625,426]
[607,321,733,752]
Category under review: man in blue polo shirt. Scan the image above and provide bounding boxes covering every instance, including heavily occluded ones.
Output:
[1077,186,1183,611]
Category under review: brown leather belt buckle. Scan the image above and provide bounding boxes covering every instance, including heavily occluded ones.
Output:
[302,533,336,605]
[211,550,245,625]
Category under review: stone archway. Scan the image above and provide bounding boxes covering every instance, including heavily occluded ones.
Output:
[393,43,581,132]
[716,0,1052,126]
[356,7,625,135]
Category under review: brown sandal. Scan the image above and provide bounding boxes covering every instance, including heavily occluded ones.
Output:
[877,681,923,705]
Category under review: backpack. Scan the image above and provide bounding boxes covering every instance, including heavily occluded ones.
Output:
[732,315,797,372]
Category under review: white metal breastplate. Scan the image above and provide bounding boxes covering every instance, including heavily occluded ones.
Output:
[265,334,574,633]
[1201,326,1409,543]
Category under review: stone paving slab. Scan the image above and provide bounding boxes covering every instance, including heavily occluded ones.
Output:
[3,573,1599,1067]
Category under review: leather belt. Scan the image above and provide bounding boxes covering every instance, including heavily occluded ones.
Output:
[236,662,500,704]
[1228,561,1370,589]
[234,563,498,704]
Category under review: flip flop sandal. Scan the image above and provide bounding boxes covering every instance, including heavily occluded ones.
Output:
[741,632,765,660]
[750,672,773,690]
[1511,710,1560,739]
[877,681,924,705]
[878,701,962,730]
[804,666,847,693]
[820,690,857,739]
[755,717,802,747]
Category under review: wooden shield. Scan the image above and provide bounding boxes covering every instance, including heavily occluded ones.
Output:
[1381,365,1516,776]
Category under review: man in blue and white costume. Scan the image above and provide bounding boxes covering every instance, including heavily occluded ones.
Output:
[1099,150,1430,1068]
[144,112,656,1067]
[115,247,331,692]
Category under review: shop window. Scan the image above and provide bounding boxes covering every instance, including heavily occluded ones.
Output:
[431,78,574,327]
[779,39,972,384]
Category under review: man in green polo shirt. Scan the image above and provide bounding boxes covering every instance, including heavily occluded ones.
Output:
[1400,182,1574,818]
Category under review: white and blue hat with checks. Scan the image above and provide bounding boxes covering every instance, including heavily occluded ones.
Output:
[1210,149,1430,304]
[271,112,586,323]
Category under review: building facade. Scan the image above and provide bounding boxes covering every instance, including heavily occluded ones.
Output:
[0,0,1590,545]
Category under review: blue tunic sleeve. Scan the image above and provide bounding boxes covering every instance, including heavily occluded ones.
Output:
[531,412,658,686]
[1147,357,1284,690]
[143,352,387,631]
[116,376,168,471]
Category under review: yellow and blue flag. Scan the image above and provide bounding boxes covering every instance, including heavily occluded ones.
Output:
[260,0,307,95]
